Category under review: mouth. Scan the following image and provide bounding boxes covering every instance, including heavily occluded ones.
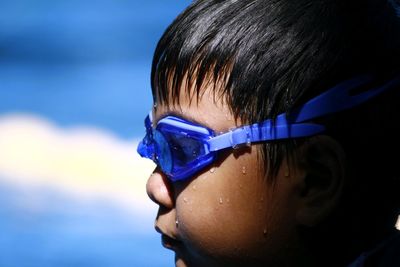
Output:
[161,234,182,250]
[155,226,182,251]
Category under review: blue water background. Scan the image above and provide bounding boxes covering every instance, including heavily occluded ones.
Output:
[0,0,190,266]
[0,0,190,138]
[0,179,169,267]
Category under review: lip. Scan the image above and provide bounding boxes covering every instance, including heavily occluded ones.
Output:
[161,233,182,250]
[155,226,182,251]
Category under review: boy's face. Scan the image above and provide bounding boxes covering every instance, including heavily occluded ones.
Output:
[146,87,304,267]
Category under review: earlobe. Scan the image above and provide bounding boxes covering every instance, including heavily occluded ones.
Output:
[295,135,346,227]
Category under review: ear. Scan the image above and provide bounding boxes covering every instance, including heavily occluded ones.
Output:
[295,135,346,227]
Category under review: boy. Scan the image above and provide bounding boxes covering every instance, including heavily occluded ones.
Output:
[138,0,400,266]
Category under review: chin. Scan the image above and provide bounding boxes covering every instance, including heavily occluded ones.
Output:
[175,254,189,267]
[174,252,206,267]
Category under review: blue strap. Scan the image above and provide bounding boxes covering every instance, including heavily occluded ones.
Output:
[208,122,324,151]
[208,74,400,151]
[290,75,400,123]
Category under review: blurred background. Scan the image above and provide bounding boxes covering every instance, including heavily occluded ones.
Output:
[0,0,189,266]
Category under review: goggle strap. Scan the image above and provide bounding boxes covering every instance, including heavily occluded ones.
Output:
[288,74,400,123]
[208,74,400,151]
[208,122,325,151]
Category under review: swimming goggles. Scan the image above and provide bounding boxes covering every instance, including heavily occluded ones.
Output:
[137,75,400,182]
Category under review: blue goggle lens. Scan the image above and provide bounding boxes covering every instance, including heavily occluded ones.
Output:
[153,130,173,173]
[137,115,215,182]
[166,133,206,166]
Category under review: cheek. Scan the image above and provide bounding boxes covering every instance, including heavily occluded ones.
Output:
[173,153,298,263]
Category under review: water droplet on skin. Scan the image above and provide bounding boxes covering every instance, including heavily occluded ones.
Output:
[210,167,216,173]
[219,197,223,204]
[239,184,243,188]
[175,220,179,227]
[263,228,268,236]
[192,185,197,191]
[242,166,246,174]
[183,197,188,203]
[260,197,264,202]
[226,198,230,203]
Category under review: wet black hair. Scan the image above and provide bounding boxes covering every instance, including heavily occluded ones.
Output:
[151,0,400,265]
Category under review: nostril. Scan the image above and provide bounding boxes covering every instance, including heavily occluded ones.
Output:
[146,171,174,209]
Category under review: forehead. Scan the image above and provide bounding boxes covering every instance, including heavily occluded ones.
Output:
[153,87,240,133]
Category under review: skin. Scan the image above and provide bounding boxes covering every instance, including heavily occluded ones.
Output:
[146,88,314,267]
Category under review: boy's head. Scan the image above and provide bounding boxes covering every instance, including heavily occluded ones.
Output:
[143,0,400,266]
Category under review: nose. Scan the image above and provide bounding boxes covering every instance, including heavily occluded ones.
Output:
[146,169,174,209]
